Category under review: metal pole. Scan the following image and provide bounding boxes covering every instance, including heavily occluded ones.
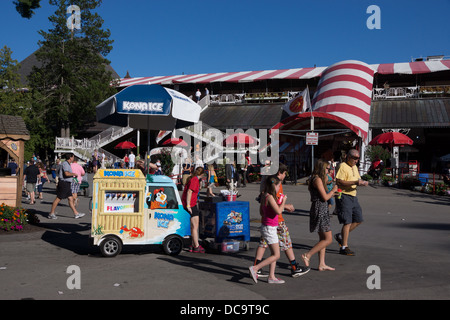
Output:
[310,116,314,174]
[146,118,150,174]
[137,129,140,157]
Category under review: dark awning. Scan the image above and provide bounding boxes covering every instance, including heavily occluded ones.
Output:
[200,103,284,130]
[370,98,450,129]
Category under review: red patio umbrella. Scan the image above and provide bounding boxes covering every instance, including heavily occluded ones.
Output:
[369,132,413,147]
[223,133,257,146]
[161,138,188,147]
[114,141,136,149]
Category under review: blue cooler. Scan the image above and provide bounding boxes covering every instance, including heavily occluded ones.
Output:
[199,200,250,252]
[215,201,250,244]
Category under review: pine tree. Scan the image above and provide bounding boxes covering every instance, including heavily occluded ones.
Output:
[0,45,31,118]
[0,45,46,159]
[29,0,116,138]
[0,46,21,92]
[14,0,41,19]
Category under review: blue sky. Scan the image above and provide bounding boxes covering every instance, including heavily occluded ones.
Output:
[1,0,449,78]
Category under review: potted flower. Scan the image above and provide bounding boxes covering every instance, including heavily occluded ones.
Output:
[0,204,28,231]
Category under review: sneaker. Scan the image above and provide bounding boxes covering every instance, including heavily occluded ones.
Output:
[248,266,258,284]
[257,269,269,278]
[334,233,343,246]
[268,278,285,284]
[191,245,205,253]
[74,213,85,219]
[291,265,310,278]
[48,214,57,219]
[339,247,355,256]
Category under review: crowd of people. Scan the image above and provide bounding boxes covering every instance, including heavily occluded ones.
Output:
[19,153,86,219]
[249,149,369,284]
[19,148,369,285]
[174,148,369,285]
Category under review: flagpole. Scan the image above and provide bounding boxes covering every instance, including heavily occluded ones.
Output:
[309,85,315,173]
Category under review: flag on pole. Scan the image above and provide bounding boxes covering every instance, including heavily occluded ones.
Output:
[282,87,311,116]
[155,130,171,144]
[311,60,374,142]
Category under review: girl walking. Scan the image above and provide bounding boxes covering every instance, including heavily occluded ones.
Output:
[36,162,48,201]
[206,164,216,197]
[249,176,287,284]
[302,159,338,271]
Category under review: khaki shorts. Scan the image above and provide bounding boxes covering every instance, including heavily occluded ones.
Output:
[26,183,36,193]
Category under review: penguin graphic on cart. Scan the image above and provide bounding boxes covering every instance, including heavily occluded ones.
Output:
[147,188,168,210]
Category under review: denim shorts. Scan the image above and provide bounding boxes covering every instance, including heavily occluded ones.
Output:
[336,194,363,225]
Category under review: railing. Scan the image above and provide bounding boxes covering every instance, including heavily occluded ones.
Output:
[373,85,450,100]
[198,94,210,111]
[55,137,97,151]
[87,126,134,147]
[209,91,299,105]
[55,125,134,162]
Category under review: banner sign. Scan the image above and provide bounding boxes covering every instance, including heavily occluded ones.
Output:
[116,85,171,116]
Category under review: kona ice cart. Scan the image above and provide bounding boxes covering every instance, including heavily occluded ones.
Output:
[91,169,191,257]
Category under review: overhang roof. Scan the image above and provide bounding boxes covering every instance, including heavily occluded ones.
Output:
[0,115,30,140]
[370,98,450,129]
[200,103,284,130]
[118,60,450,87]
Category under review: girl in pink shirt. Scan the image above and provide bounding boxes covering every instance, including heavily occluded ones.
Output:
[249,176,287,284]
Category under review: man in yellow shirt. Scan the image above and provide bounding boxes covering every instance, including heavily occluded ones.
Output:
[335,149,368,256]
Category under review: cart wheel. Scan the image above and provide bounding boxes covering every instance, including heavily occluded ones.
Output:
[162,235,183,256]
[100,236,122,257]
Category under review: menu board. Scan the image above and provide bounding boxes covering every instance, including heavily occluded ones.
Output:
[104,191,139,213]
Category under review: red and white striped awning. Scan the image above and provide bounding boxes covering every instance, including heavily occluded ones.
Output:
[311,60,374,142]
[117,60,450,87]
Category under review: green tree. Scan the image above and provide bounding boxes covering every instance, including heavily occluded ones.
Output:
[0,45,21,92]
[29,0,116,139]
[0,45,49,159]
[14,0,41,19]
[0,46,29,119]
[365,145,391,163]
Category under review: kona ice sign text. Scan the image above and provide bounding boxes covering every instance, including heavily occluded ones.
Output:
[121,101,164,113]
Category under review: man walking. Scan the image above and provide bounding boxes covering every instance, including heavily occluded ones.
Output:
[23,159,40,205]
[225,160,237,192]
[48,153,85,219]
[335,149,368,255]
